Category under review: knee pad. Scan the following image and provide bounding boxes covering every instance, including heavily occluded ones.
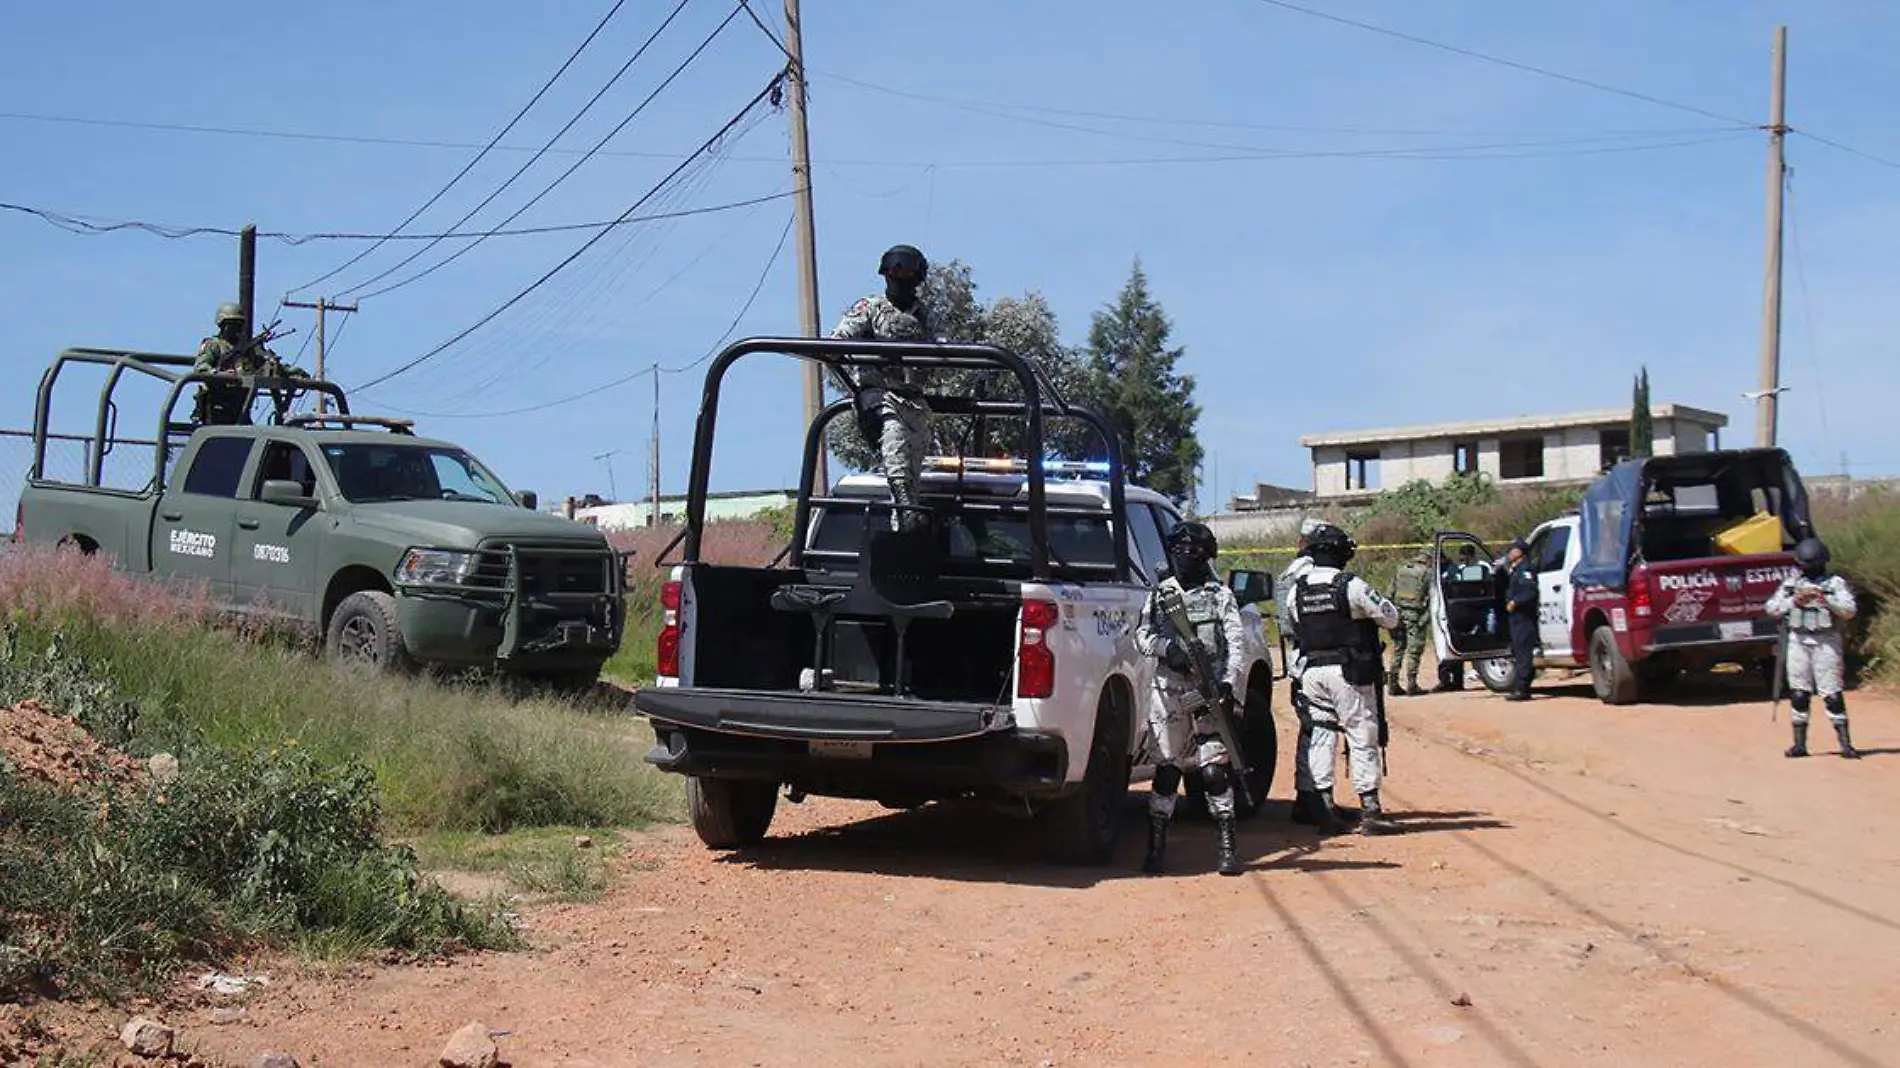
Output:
[1199,763,1231,798]
[1152,765,1183,797]
[1790,690,1812,713]
[1824,693,1847,717]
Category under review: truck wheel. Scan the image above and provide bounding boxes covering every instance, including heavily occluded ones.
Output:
[325,590,412,673]
[687,776,777,849]
[1589,626,1641,705]
[1041,683,1131,866]
[1474,657,1516,694]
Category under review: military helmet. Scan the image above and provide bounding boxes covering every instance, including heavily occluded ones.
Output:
[878,244,928,280]
[1795,537,1830,574]
[1306,523,1356,564]
[215,302,244,326]
[1164,521,1219,563]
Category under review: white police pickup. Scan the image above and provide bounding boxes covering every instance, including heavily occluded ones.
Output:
[636,457,1279,865]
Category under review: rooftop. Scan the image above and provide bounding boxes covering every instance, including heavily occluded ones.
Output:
[1298,404,1728,449]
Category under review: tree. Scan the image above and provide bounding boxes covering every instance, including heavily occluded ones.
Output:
[824,260,1092,471]
[1630,366,1654,459]
[1083,259,1202,502]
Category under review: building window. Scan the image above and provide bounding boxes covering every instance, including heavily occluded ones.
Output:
[1499,437,1545,480]
[1454,441,1479,475]
[1346,450,1379,491]
[1599,427,1631,471]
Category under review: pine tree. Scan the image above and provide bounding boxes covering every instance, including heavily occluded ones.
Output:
[1630,366,1654,459]
[1083,259,1203,502]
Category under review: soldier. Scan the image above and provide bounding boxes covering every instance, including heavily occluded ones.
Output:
[831,245,936,533]
[1135,521,1248,876]
[1285,524,1401,835]
[1766,537,1860,759]
[1387,548,1433,697]
[1502,538,1539,702]
[192,302,271,425]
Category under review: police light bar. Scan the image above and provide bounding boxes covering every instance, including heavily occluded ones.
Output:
[922,456,1112,478]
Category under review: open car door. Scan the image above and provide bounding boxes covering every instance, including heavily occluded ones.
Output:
[1429,531,1512,662]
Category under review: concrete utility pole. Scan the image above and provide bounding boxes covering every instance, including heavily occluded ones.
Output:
[284,297,359,414]
[1755,25,1789,449]
[237,224,258,338]
[784,0,827,490]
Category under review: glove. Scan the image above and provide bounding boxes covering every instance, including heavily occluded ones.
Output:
[1218,681,1235,705]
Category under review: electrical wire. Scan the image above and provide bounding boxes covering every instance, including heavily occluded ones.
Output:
[348,2,746,302]
[737,0,791,60]
[1791,130,1900,171]
[388,209,794,420]
[1784,167,1834,464]
[289,0,631,294]
[347,72,785,395]
[333,0,698,299]
[1245,0,1755,128]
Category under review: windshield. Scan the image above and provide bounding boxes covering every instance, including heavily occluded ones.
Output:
[320,443,514,504]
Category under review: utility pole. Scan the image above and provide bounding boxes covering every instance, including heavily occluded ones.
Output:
[284,297,359,413]
[649,369,663,528]
[1755,25,1789,449]
[784,0,827,490]
[237,224,257,338]
[593,449,622,502]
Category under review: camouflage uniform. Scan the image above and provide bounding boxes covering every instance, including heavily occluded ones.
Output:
[831,295,934,527]
[192,303,273,426]
[1387,553,1433,695]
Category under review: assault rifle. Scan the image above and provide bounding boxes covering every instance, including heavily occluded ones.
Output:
[1155,576,1255,813]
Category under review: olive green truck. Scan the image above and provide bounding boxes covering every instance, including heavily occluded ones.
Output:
[13,347,624,688]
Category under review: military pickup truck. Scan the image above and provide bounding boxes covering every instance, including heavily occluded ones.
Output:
[14,346,624,687]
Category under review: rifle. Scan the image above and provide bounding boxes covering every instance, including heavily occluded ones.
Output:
[1156,577,1255,813]
[1372,647,1391,771]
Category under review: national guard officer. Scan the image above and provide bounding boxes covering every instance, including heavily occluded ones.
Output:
[831,245,936,533]
[1281,517,1325,826]
[1502,538,1539,702]
[1387,548,1433,697]
[1766,537,1860,758]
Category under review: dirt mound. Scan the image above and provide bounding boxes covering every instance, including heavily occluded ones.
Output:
[0,699,143,792]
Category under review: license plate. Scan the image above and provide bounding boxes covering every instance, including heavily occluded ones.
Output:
[808,740,874,760]
[1720,621,1753,640]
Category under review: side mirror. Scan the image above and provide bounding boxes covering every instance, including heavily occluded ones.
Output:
[260,479,318,510]
[1227,568,1273,607]
[515,489,539,511]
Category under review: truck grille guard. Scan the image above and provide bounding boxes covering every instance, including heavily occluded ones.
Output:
[473,540,624,659]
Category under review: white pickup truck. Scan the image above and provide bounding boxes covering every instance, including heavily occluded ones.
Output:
[632,337,1279,865]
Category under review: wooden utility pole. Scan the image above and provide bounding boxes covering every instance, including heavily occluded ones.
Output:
[1755,25,1789,448]
[784,0,826,490]
[649,369,662,528]
[237,224,257,338]
[285,297,359,414]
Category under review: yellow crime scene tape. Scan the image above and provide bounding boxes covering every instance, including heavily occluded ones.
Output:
[1222,541,1439,556]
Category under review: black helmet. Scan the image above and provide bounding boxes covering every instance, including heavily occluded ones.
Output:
[878,244,928,281]
[1164,521,1219,563]
[1795,537,1830,574]
[216,301,244,326]
[1307,523,1355,566]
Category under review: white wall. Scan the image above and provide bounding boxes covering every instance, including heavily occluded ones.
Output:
[1379,438,1457,486]
[1312,446,1349,496]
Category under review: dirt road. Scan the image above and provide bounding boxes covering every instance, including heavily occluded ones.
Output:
[197,675,1900,1068]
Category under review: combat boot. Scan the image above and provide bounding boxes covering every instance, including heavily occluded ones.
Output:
[1388,678,1404,698]
[1141,812,1170,874]
[1785,723,1808,758]
[1834,721,1861,760]
[1311,790,1348,836]
[1290,790,1320,826]
[1215,815,1243,876]
[1358,791,1396,836]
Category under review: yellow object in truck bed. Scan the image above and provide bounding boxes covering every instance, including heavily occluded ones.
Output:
[1714,511,1782,555]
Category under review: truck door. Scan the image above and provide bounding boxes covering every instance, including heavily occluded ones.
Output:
[230,440,325,618]
[153,434,254,600]
[1527,523,1576,659]
[1428,531,1511,661]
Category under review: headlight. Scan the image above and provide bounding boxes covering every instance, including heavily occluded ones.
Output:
[396,548,479,586]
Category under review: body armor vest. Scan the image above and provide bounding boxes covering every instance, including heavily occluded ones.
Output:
[1294,574,1356,661]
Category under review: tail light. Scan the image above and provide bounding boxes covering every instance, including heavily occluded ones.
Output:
[657,579,682,678]
[1629,565,1652,619]
[1017,598,1059,699]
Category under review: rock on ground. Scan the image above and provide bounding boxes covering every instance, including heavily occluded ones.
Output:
[438,1021,499,1068]
[119,1016,175,1057]
[254,1052,301,1068]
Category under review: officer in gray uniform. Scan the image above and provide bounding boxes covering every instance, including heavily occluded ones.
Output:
[831,245,936,533]
[1766,537,1860,759]
[1135,522,1248,875]
[1280,517,1327,826]
[1286,524,1401,835]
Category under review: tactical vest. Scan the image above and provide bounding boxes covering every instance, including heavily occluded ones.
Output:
[1393,562,1431,608]
[1294,575,1356,661]
[1180,581,1228,669]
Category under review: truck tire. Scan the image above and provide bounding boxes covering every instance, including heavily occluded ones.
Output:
[1474,657,1516,694]
[1040,683,1131,866]
[325,591,412,673]
[1589,626,1641,705]
[687,776,777,849]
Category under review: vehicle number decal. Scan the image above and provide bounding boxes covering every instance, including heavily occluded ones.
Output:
[253,543,291,564]
[1094,608,1131,639]
[167,530,216,559]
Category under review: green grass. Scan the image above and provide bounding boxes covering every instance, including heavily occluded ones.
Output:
[411,826,633,903]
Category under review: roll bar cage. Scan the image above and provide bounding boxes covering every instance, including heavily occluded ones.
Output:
[30,347,350,490]
[671,336,1131,583]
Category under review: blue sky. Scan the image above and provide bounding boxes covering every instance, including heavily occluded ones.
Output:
[3,0,1896,508]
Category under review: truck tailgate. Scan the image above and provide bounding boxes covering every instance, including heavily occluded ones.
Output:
[1642,554,1797,649]
[634,687,1014,743]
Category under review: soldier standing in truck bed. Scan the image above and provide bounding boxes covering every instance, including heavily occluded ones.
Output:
[831,245,936,534]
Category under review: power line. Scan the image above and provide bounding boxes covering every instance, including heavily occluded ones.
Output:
[1791,130,1900,171]
[737,0,791,60]
[1783,168,1833,462]
[334,0,697,299]
[392,210,794,420]
[1246,0,1755,128]
[348,71,786,395]
[350,2,746,302]
[0,190,795,244]
[290,0,631,294]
